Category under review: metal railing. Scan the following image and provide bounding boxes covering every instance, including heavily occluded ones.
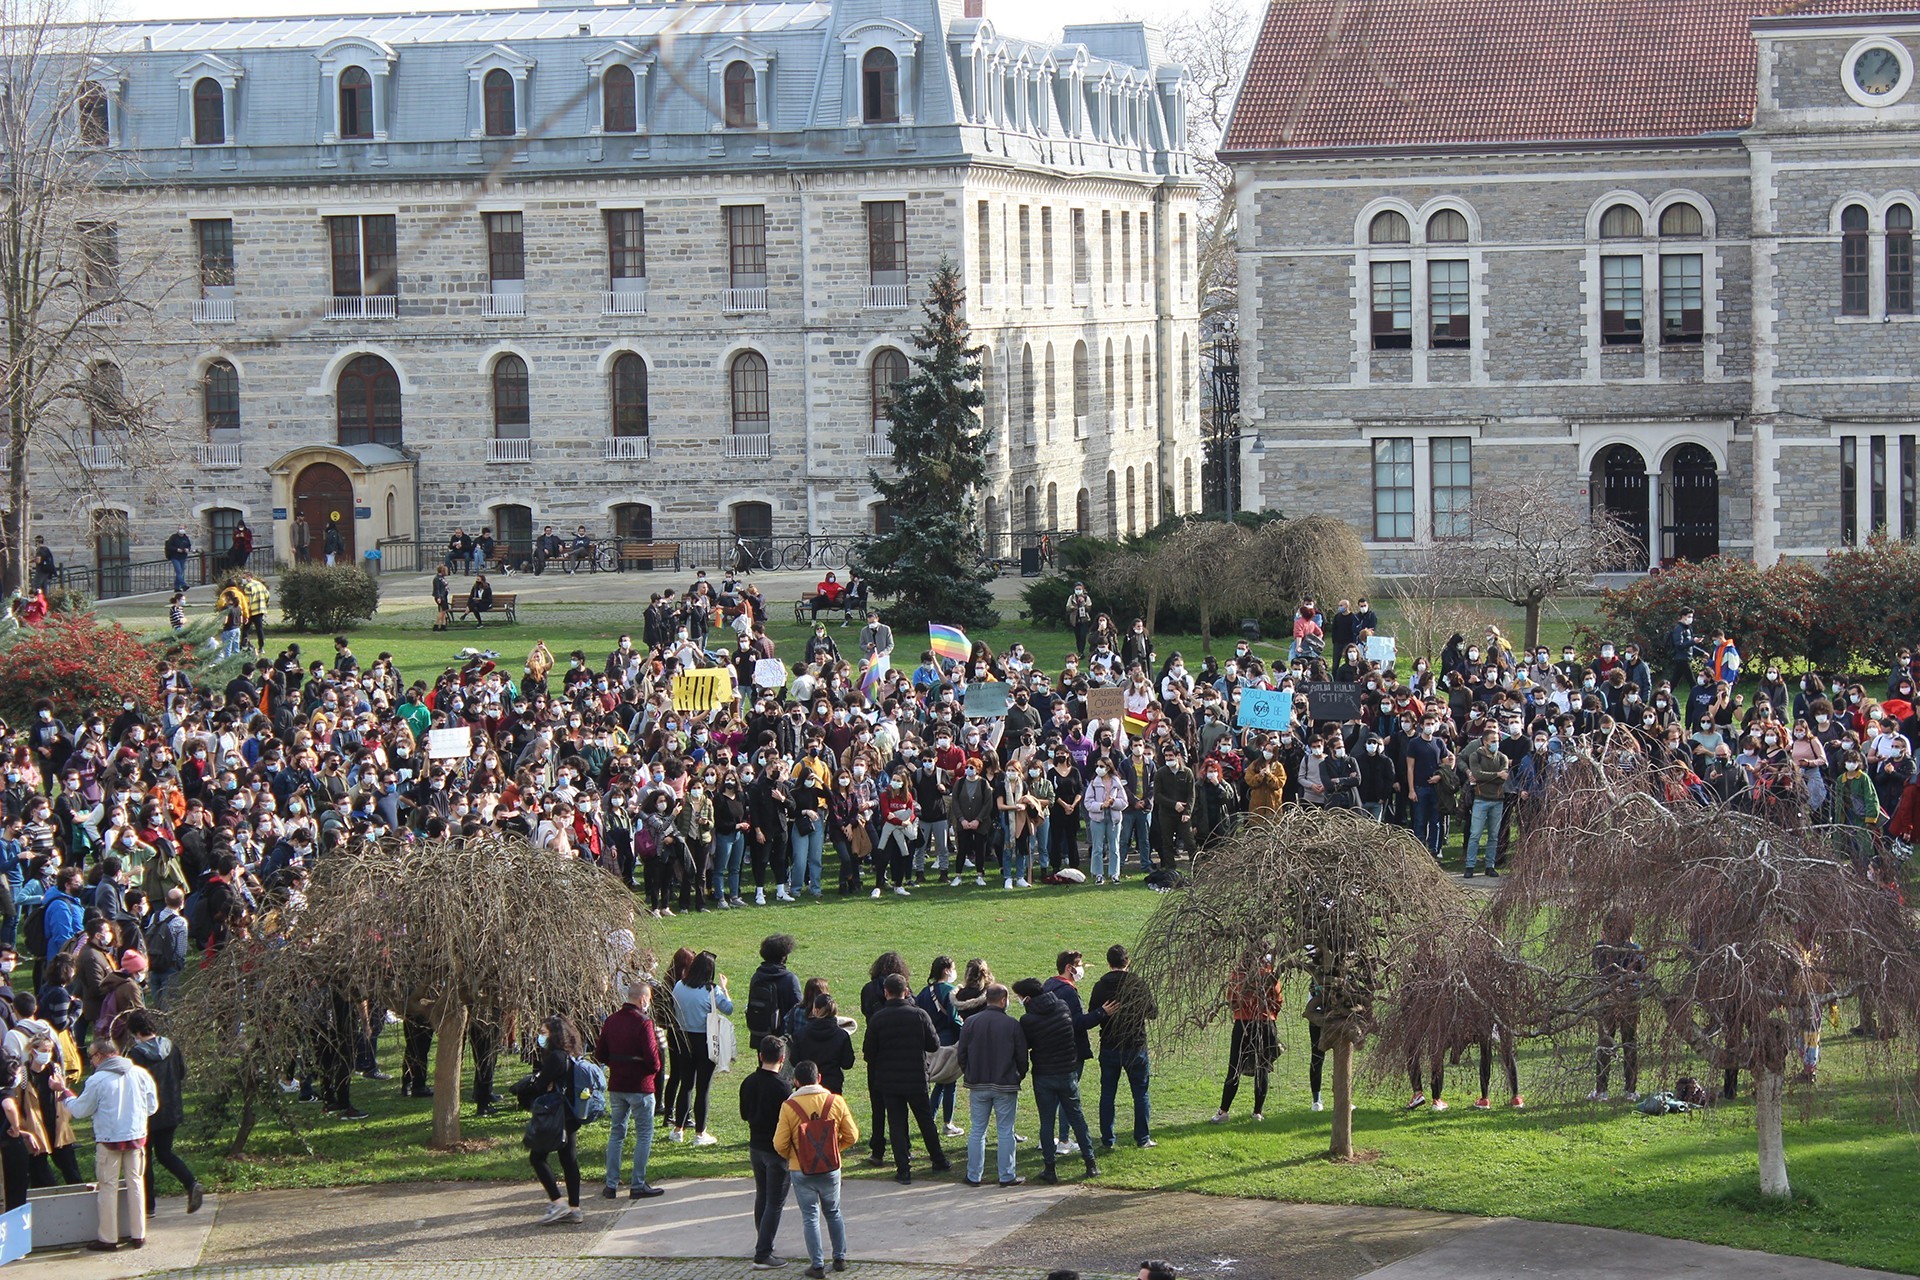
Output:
[193,297,236,324]
[80,444,118,470]
[866,432,894,458]
[328,295,397,320]
[722,286,768,313]
[488,437,532,464]
[724,433,771,459]
[199,441,242,468]
[603,288,649,316]
[866,283,910,309]
[54,547,283,601]
[603,436,651,461]
[483,291,527,318]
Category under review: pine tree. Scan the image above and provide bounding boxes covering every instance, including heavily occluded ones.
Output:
[853,258,1000,631]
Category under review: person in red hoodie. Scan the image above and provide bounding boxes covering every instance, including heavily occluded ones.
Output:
[596,981,667,1200]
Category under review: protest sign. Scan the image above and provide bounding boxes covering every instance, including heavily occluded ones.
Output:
[1299,680,1363,722]
[963,681,1010,719]
[1365,635,1397,668]
[752,658,788,690]
[426,726,472,760]
[1236,688,1295,732]
[672,668,736,712]
[1085,687,1126,723]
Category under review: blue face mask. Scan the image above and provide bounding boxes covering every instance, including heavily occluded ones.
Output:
[536,1032,549,1049]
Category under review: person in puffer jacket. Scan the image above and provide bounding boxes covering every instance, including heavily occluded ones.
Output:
[1014,977,1098,1183]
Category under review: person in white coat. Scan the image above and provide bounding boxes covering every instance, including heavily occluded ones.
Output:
[60,1039,159,1252]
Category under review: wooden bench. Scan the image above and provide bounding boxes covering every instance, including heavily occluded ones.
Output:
[792,593,863,625]
[452,593,518,624]
[617,540,682,572]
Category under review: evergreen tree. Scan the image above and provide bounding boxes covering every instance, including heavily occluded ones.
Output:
[853,258,999,631]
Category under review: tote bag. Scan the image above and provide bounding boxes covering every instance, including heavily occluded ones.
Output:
[706,991,738,1072]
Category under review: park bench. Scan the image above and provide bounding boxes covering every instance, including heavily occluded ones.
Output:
[618,540,682,572]
[453,592,518,624]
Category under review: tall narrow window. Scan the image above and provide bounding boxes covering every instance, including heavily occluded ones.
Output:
[1428,259,1470,348]
[1072,341,1089,419]
[1044,344,1057,422]
[486,212,525,286]
[1889,204,1914,315]
[339,66,372,139]
[1126,467,1137,537]
[1019,345,1035,437]
[77,82,109,145]
[492,355,530,440]
[977,201,992,295]
[1600,255,1643,345]
[866,201,907,289]
[192,78,225,145]
[611,353,648,437]
[483,69,516,137]
[1141,336,1152,418]
[1105,471,1118,537]
[602,64,637,134]
[337,354,402,447]
[327,215,396,298]
[726,205,767,289]
[1842,204,1870,316]
[1659,254,1703,344]
[1903,435,1917,538]
[86,363,124,440]
[1372,437,1414,541]
[1137,211,1150,295]
[94,513,129,598]
[1072,209,1089,287]
[195,219,235,291]
[1018,206,1032,291]
[605,209,646,282]
[1842,436,1859,546]
[1177,212,1189,291]
[1370,261,1412,349]
[1040,208,1054,296]
[79,222,119,305]
[1103,340,1115,413]
[1872,435,1889,533]
[870,347,908,432]
[723,61,756,128]
[203,360,240,437]
[1431,437,1472,538]
[1101,211,1113,296]
[1076,487,1090,534]
[730,351,770,435]
[1120,215,1132,294]
[861,47,899,123]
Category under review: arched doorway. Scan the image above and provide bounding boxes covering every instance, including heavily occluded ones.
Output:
[1594,444,1649,570]
[295,462,356,563]
[1663,443,1720,563]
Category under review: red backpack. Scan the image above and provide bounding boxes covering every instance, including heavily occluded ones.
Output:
[784,1096,842,1175]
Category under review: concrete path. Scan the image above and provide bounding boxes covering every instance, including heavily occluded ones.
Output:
[5,1177,1908,1280]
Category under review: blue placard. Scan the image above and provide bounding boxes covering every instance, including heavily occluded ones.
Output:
[272,507,288,521]
[1237,688,1294,732]
[962,681,1010,719]
[354,506,373,520]
[0,1203,32,1264]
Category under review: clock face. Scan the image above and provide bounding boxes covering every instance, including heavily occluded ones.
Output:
[1855,46,1903,96]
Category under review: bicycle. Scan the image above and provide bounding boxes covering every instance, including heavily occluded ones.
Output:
[556,540,620,573]
[781,537,847,571]
[729,536,778,574]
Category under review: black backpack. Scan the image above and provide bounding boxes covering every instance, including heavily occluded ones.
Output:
[185,891,212,950]
[745,967,784,1038]
[20,904,46,959]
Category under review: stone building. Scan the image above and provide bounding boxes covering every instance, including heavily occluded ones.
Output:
[59,0,1201,579]
[1222,0,1920,570]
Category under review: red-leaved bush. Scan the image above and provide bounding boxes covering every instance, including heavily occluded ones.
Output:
[0,612,166,724]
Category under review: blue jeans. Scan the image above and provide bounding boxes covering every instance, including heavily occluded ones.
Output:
[604,1090,654,1190]
[1033,1072,1094,1160]
[916,819,950,873]
[967,1087,1019,1183]
[217,627,241,660]
[169,556,188,592]
[1466,797,1503,870]
[789,824,824,894]
[1411,788,1443,855]
[791,1169,847,1268]
[1098,1048,1151,1147]
[1088,817,1120,879]
[1362,801,1385,821]
[1121,811,1153,872]
[712,830,745,899]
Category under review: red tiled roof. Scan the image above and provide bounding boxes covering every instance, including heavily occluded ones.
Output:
[1222,0,1920,154]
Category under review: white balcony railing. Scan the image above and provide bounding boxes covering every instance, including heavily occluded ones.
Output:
[488,437,532,464]
[602,288,649,316]
[483,291,527,318]
[1073,283,1091,307]
[724,432,771,459]
[866,283,911,309]
[199,441,242,469]
[1122,281,1137,306]
[977,281,996,308]
[1074,414,1089,439]
[867,430,894,458]
[1021,283,1036,307]
[603,436,651,461]
[328,295,397,320]
[80,443,118,469]
[722,287,769,313]
[192,297,236,324]
[82,303,128,327]
[1044,284,1059,307]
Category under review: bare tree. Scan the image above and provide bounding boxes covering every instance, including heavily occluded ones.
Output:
[1156,519,1254,654]
[1131,808,1461,1158]
[1251,513,1372,619]
[1441,484,1637,650]
[1382,542,1502,669]
[1163,0,1257,332]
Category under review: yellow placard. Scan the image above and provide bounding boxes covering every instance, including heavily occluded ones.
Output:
[671,668,736,712]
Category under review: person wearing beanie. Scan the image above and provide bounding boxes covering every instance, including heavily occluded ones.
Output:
[93,951,147,1041]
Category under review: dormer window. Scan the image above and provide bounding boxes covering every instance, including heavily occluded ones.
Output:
[603,64,636,133]
[862,48,899,123]
[77,82,110,146]
[724,61,756,128]
[318,39,395,145]
[192,78,225,144]
[339,67,372,139]
[483,69,515,137]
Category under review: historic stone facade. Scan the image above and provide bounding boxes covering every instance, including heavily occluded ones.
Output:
[56,0,1201,576]
[1223,0,1920,571]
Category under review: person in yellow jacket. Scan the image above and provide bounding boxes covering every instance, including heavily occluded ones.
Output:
[1245,737,1289,817]
[772,1060,857,1278]
[238,574,270,653]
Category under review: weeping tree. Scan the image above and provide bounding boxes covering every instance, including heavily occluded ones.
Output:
[1453,754,1920,1199]
[1131,808,1459,1157]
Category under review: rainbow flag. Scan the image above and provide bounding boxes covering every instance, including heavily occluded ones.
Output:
[928,623,970,665]
[860,655,889,698]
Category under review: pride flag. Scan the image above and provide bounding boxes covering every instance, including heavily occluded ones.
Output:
[860,654,890,698]
[928,623,970,665]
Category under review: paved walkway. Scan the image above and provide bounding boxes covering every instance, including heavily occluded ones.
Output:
[6,1178,1906,1280]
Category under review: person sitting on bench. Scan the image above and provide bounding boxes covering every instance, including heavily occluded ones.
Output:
[467,573,495,627]
[811,572,844,621]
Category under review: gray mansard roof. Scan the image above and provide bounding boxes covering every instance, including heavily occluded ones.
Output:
[76,0,1193,181]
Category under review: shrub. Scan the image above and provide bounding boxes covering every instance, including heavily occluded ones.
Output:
[278,563,381,632]
[1019,575,1076,628]
[1810,535,1920,670]
[1587,557,1823,668]
[0,611,165,723]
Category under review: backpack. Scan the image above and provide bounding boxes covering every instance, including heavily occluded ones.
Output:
[745,968,784,1038]
[144,910,188,976]
[21,904,46,960]
[784,1096,843,1175]
[913,983,944,1024]
[184,891,212,950]
[568,1057,608,1124]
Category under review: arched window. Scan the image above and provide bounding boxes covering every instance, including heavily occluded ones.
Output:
[1075,486,1090,533]
[613,502,653,540]
[1426,208,1468,243]
[1181,334,1192,414]
[86,362,124,439]
[1103,339,1115,414]
[1072,342,1089,420]
[861,47,899,124]
[602,63,637,134]
[1019,345,1035,434]
[492,355,529,439]
[1143,463,1155,526]
[1890,204,1914,315]
[337,353,401,447]
[1043,343,1057,422]
[1659,203,1704,238]
[871,347,909,431]
[483,68,516,137]
[1046,482,1058,530]
[723,61,757,128]
[203,359,240,436]
[192,78,225,145]
[1125,466,1137,537]
[206,507,242,561]
[979,344,998,427]
[339,66,373,139]
[1599,204,1643,238]
[733,500,774,542]
[871,502,897,535]
[1843,203,1870,316]
[94,510,130,597]
[611,353,648,437]
[1183,458,1194,514]
[1141,337,1152,420]
[1023,485,1037,533]
[77,82,109,145]
[1105,470,1118,537]
[730,350,769,434]
[1123,338,1135,418]
[1368,210,1409,244]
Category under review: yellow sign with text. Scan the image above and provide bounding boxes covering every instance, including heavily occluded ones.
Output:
[671,668,736,712]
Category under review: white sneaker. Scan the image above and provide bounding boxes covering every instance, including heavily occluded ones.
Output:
[1252,1112,1264,1122]
[1094,876,1106,885]
[872,888,883,899]
[944,1122,965,1137]
[893,886,911,896]
[669,1128,686,1143]
[693,1132,718,1147]
[975,875,987,887]
[754,888,766,906]
[1585,1090,1609,1103]
[1311,1097,1324,1112]
[1054,1140,1075,1156]
[1209,1110,1229,1124]
[775,887,793,902]
[538,1201,570,1225]
[1016,877,1030,887]
[1623,1091,1641,1103]
[949,876,962,887]
[1003,878,1014,890]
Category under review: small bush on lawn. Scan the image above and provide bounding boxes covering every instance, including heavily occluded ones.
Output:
[0,611,163,723]
[278,563,380,632]
[1586,556,1822,667]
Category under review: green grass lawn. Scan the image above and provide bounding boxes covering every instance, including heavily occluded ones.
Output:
[164,881,1920,1274]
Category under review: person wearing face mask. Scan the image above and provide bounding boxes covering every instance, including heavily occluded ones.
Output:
[1149,748,1196,870]
[125,1008,203,1217]
[947,761,993,887]
[1194,758,1240,844]
[1083,758,1128,883]
[1836,753,1882,855]
[1244,738,1288,819]
[526,1015,589,1224]
[1353,734,1395,821]
[1405,720,1451,859]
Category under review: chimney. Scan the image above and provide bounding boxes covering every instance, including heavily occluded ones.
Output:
[965,0,983,17]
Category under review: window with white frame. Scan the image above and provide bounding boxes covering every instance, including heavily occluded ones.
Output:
[1372,437,1414,541]
[1431,437,1472,539]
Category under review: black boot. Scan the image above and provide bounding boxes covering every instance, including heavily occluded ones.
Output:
[1038,1164,1058,1185]
[1084,1158,1101,1178]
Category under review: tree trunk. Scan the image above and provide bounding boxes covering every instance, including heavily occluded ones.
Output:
[1328,1038,1355,1158]
[1754,1066,1791,1199]
[1144,583,1159,638]
[1523,597,1544,652]
[228,1096,257,1158]
[1199,602,1214,656]
[429,998,470,1150]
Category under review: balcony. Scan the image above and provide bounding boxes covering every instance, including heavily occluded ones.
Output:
[82,302,128,327]
[488,437,531,464]
[80,443,118,469]
[1021,283,1036,307]
[1074,414,1089,439]
[866,430,894,459]
[327,295,396,320]
[483,290,527,319]
[1044,284,1059,307]
[603,436,651,461]
[602,287,649,316]
[199,441,242,469]
[1073,283,1091,307]
[725,432,771,459]
[192,297,235,324]
[866,283,911,310]
[722,287,769,313]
